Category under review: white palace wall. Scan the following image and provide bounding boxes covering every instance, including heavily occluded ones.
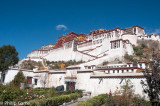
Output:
[75,72,147,98]
[121,34,138,46]
[48,72,66,89]
[3,68,148,99]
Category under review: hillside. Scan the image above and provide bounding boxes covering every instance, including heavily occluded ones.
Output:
[124,40,160,63]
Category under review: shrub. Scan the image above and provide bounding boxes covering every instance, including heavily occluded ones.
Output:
[103,61,109,66]
[136,49,143,57]
[47,87,57,97]
[124,54,134,62]
[0,84,24,102]
[77,94,108,106]
[133,47,138,52]
[32,93,81,106]
[10,71,26,87]
[70,93,80,100]
[141,43,147,49]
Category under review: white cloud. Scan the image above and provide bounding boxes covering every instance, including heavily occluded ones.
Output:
[56,25,68,31]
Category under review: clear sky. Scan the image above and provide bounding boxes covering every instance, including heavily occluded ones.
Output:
[0,0,160,60]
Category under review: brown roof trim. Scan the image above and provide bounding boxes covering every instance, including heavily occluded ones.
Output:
[66,67,80,69]
[48,71,66,74]
[65,77,77,79]
[121,34,136,36]
[90,75,144,78]
[77,71,93,73]
[110,39,123,42]
[34,71,49,73]
[96,67,140,70]
[126,25,144,30]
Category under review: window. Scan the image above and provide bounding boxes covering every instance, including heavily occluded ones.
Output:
[140,64,142,68]
[127,70,129,72]
[113,70,115,73]
[93,41,95,45]
[134,28,136,34]
[97,40,99,44]
[27,77,32,84]
[117,70,119,73]
[100,39,102,43]
[122,70,124,73]
[34,79,38,85]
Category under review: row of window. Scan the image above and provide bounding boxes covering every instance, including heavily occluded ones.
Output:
[106,69,134,73]
[105,65,127,68]
[93,39,103,45]
[111,41,121,49]
[93,34,105,39]
[93,32,114,39]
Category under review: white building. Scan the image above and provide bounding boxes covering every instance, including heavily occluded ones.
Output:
[2,25,160,99]
[3,62,149,99]
[26,25,159,66]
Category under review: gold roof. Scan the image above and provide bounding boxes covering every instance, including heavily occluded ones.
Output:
[99,29,105,31]
[136,69,142,72]
[148,68,152,71]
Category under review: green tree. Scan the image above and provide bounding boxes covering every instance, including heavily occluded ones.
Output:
[0,45,19,83]
[11,71,26,87]
[141,53,160,105]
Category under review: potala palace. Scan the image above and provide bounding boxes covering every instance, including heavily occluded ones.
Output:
[3,25,160,99]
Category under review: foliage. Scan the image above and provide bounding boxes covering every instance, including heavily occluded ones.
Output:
[17,89,36,102]
[57,89,83,96]
[124,54,137,63]
[0,84,24,102]
[102,61,109,66]
[137,40,160,51]
[21,60,38,70]
[108,79,150,106]
[141,53,160,104]
[141,43,147,49]
[133,46,139,52]
[112,79,136,105]
[10,71,26,87]
[111,95,149,106]
[118,61,122,64]
[0,45,19,83]
[121,79,134,97]
[47,60,84,69]
[136,49,143,57]
[47,87,57,97]
[133,46,143,57]
[77,94,108,106]
[0,83,82,105]
[30,93,81,106]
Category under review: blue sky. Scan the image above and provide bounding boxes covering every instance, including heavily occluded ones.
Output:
[0,0,160,59]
